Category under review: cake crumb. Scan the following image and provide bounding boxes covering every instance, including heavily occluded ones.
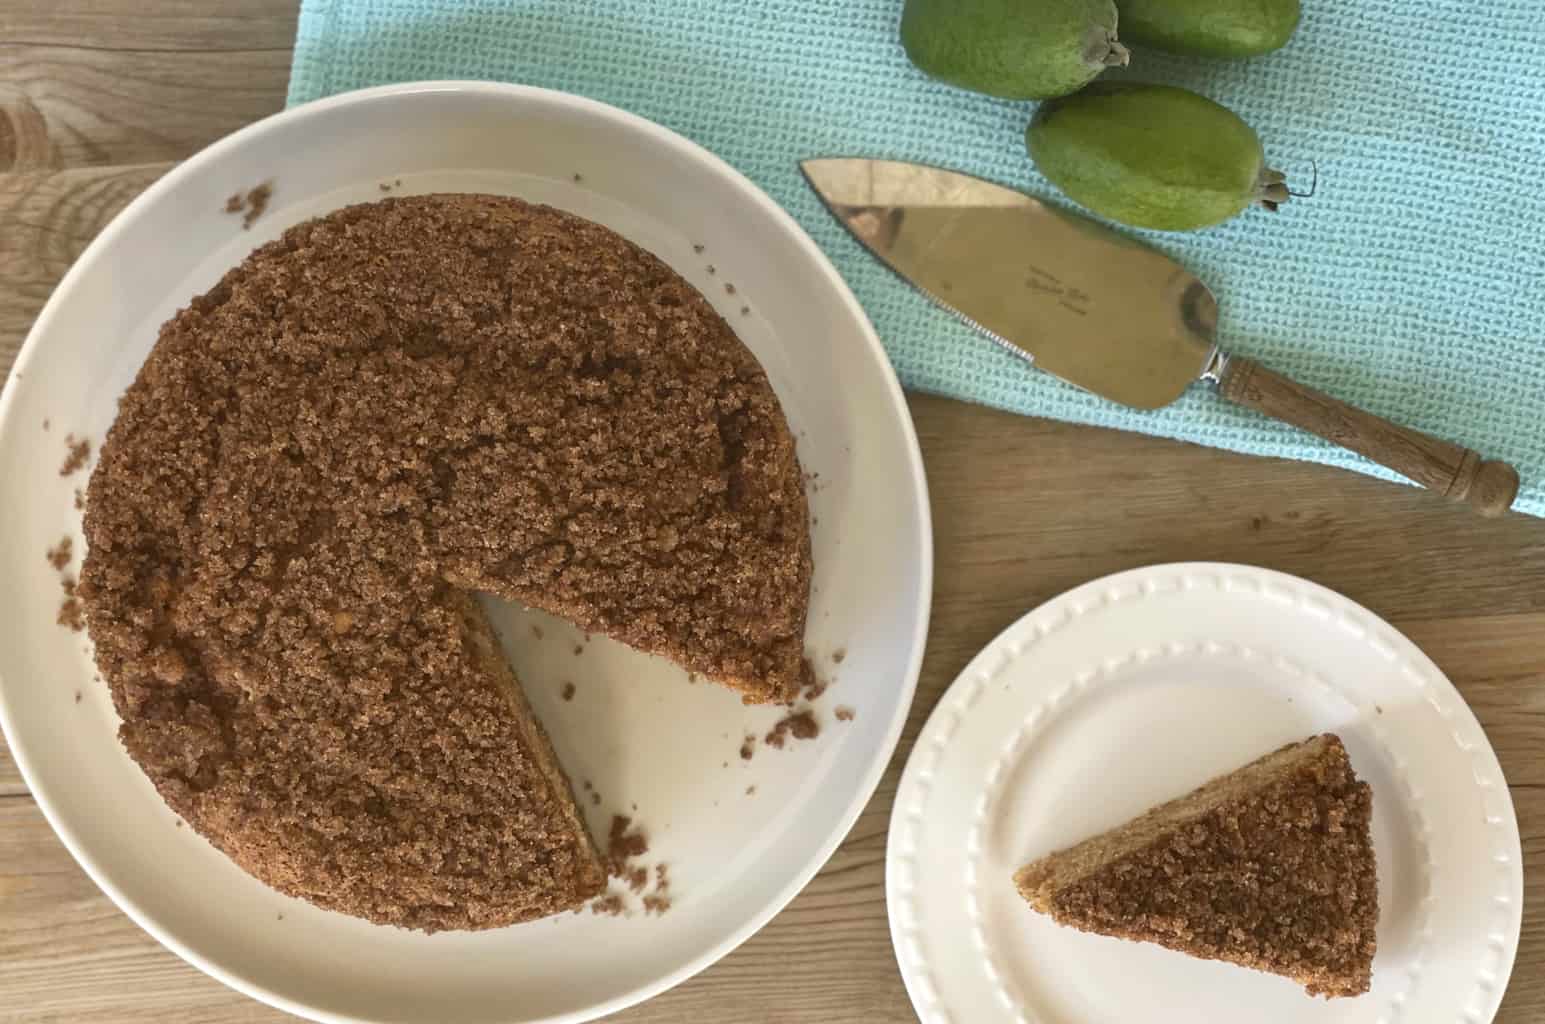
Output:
[745,784,756,796]
[835,706,855,722]
[277,912,284,921]
[42,418,49,431]
[582,779,592,791]
[73,488,85,511]
[643,862,672,914]
[591,792,601,806]
[57,583,85,632]
[561,681,576,701]
[572,173,584,184]
[60,435,90,476]
[706,264,716,275]
[800,659,828,702]
[625,865,649,893]
[573,644,584,656]
[740,735,756,760]
[73,691,81,703]
[530,624,544,639]
[175,819,184,828]
[590,894,626,917]
[765,710,820,749]
[692,243,705,254]
[724,282,736,295]
[606,815,649,875]
[223,182,273,229]
[740,306,751,316]
[241,182,271,229]
[378,182,392,192]
[46,536,72,570]
[832,648,846,665]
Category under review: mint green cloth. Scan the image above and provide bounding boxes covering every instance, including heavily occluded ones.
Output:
[288,0,1545,515]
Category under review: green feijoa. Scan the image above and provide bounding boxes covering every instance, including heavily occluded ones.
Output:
[1027,82,1290,232]
[1116,0,1301,57]
[901,0,1129,101]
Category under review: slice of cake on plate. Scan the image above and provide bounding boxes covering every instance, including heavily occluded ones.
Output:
[1014,733,1378,997]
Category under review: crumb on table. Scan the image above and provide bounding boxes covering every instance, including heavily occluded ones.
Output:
[835,706,855,722]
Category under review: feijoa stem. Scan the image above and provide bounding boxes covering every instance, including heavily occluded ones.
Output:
[1255,167,1291,212]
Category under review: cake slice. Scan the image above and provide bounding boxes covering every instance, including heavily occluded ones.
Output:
[1013,734,1378,998]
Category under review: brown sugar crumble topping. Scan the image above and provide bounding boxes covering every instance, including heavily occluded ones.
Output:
[79,194,809,931]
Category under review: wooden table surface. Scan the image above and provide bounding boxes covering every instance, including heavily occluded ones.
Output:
[2,3,1542,1020]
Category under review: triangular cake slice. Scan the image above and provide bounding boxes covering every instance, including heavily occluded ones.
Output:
[1014,734,1378,998]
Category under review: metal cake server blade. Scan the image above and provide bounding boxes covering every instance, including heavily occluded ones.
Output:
[800,157,1519,516]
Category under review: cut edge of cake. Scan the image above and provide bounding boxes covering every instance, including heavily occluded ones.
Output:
[1014,734,1378,999]
[451,591,608,918]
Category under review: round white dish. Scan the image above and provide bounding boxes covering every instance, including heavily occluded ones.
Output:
[889,563,1520,1024]
[0,82,932,1024]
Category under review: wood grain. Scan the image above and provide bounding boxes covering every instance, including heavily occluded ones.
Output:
[1220,356,1521,516]
[2,47,290,169]
[1,7,1543,1022]
[3,0,298,53]
[0,741,21,797]
[0,163,170,365]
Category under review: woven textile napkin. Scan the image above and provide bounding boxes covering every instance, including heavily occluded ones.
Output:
[288,0,1545,515]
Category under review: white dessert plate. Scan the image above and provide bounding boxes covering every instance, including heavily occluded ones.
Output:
[889,563,1520,1024]
[0,82,932,1024]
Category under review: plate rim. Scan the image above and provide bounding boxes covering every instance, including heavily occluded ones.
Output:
[886,560,1522,1024]
[0,79,935,1024]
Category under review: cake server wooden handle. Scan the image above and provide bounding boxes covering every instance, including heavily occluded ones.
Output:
[1216,356,1519,517]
